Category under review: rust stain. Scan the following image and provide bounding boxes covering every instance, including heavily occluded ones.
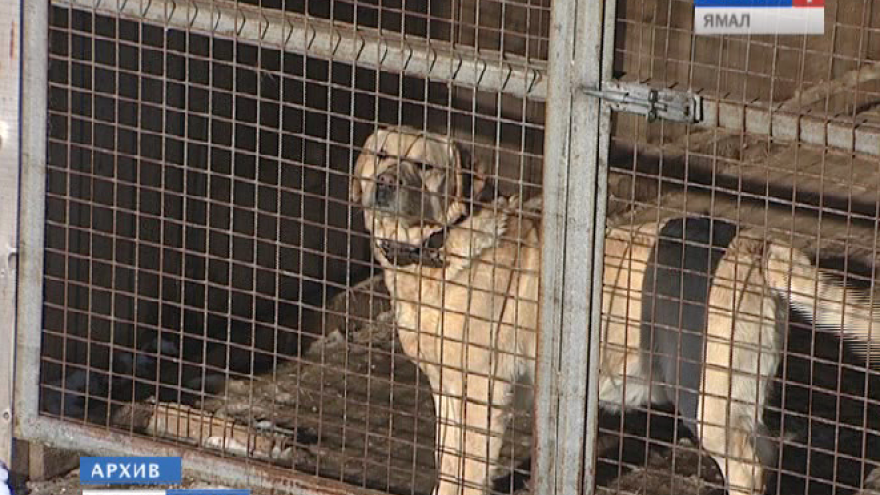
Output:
[9,21,15,60]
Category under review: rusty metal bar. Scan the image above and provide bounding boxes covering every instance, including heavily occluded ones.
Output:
[15,415,381,495]
[581,0,619,490]
[536,0,613,493]
[50,0,547,100]
[47,0,880,159]
[702,100,880,156]
[533,0,576,488]
[16,0,50,456]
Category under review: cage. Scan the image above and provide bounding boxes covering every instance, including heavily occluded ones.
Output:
[6,0,880,494]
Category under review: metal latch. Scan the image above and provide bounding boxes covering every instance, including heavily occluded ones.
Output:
[581,81,703,124]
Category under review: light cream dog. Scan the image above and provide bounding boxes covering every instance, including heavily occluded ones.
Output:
[350,126,880,495]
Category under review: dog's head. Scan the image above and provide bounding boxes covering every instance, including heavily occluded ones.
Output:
[351,127,487,258]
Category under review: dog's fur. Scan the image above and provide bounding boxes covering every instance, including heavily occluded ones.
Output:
[351,126,880,495]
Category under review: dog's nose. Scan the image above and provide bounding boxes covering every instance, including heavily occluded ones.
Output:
[375,174,396,206]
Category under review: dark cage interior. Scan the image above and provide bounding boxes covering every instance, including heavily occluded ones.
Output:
[36,0,880,494]
[41,1,545,492]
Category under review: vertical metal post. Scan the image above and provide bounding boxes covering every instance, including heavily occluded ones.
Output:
[0,0,24,467]
[16,0,49,438]
[535,0,615,493]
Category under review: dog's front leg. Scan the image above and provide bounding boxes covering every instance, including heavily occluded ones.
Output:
[428,367,511,495]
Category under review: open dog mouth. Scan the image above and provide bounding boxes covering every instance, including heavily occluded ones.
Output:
[378,229,448,268]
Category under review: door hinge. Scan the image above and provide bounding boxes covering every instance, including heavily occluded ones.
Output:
[581,81,703,124]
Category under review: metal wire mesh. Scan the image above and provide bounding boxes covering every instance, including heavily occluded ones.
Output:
[23,0,880,494]
[38,1,547,494]
[596,0,880,494]
[229,0,553,62]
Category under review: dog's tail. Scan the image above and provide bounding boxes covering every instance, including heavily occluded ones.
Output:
[764,242,880,366]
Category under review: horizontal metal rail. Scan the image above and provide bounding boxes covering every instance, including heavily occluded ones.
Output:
[16,415,383,495]
[702,99,880,157]
[51,0,547,99]
[51,0,880,156]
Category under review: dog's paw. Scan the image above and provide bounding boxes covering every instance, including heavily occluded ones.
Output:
[0,461,11,495]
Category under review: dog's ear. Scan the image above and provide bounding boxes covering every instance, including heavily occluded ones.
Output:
[351,129,386,205]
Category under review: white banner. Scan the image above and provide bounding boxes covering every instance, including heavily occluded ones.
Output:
[695,7,824,34]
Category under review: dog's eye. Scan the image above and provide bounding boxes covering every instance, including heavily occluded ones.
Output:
[413,161,435,171]
[374,151,389,161]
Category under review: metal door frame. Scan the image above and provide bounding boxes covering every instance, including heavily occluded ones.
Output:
[11,0,615,494]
